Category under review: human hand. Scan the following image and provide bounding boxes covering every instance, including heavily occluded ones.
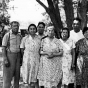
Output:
[47,52,54,59]
[4,56,10,67]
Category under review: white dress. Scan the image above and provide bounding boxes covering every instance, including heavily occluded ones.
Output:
[60,38,75,85]
[20,35,41,84]
[37,38,63,88]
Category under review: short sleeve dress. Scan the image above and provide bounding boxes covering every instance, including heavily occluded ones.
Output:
[20,35,41,84]
[37,37,63,88]
[76,38,88,87]
[60,38,75,85]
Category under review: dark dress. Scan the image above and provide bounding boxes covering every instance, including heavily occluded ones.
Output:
[76,38,88,87]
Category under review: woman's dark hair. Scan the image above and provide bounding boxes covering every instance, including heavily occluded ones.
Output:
[28,24,37,32]
[60,27,70,39]
[38,22,45,27]
[82,27,88,35]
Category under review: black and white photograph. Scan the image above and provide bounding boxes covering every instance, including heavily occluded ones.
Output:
[0,0,88,88]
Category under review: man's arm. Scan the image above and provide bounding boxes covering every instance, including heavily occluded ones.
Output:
[2,33,10,67]
[2,47,7,58]
[2,33,8,59]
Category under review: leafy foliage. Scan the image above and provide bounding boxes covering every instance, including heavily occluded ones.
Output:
[0,15,9,25]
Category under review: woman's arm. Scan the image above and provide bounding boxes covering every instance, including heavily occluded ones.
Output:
[71,48,76,69]
[20,37,26,57]
[20,48,24,66]
[40,39,49,55]
[71,40,80,69]
[40,50,48,55]
[52,49,63,57]
[53,39,63,57]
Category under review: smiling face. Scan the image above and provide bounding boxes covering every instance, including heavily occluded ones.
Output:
[37,24,45,35]
[61,29,69,40]
[28,25,37,35]
[73,20,81,32]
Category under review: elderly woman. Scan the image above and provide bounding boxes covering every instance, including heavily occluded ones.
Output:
[20,24,41,88]
[37,25,63,88]
[59,28,75,88]
[75,27,88,88]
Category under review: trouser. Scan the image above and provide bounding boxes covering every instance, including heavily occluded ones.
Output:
[3,51,21,88]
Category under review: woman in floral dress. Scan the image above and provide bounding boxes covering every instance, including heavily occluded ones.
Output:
[75,27,88,88]
[20,24,41,88]
[59,28,75,88]
[37,26,63,88]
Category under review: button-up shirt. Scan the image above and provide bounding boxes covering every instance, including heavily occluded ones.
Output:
[2,31,22,53]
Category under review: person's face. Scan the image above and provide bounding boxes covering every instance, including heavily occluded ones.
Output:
[84,30,88,40]
[29,25,36,35]
[47,26,55,38]
[73,20,81,32]
[11,23,19,34]
[61,30,68,40]
[37,24,45,34]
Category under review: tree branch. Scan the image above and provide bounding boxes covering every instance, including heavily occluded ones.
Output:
[36,0,48,11]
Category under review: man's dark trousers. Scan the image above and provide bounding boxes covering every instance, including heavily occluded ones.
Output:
[3,51,21,88]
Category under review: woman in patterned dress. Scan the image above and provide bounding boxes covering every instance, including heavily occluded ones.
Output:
[37,25,63,88]
[75,27,88,88]
[20,24,41,88]
[60,28,75,88]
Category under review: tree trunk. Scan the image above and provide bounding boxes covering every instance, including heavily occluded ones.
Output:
[64,0,74,30]
[78,0,87,30]
[48,11,60,38]
[47,0,63,38]
[55,3,63,28]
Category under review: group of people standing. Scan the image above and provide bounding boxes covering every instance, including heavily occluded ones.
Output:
[1,17,88,88]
